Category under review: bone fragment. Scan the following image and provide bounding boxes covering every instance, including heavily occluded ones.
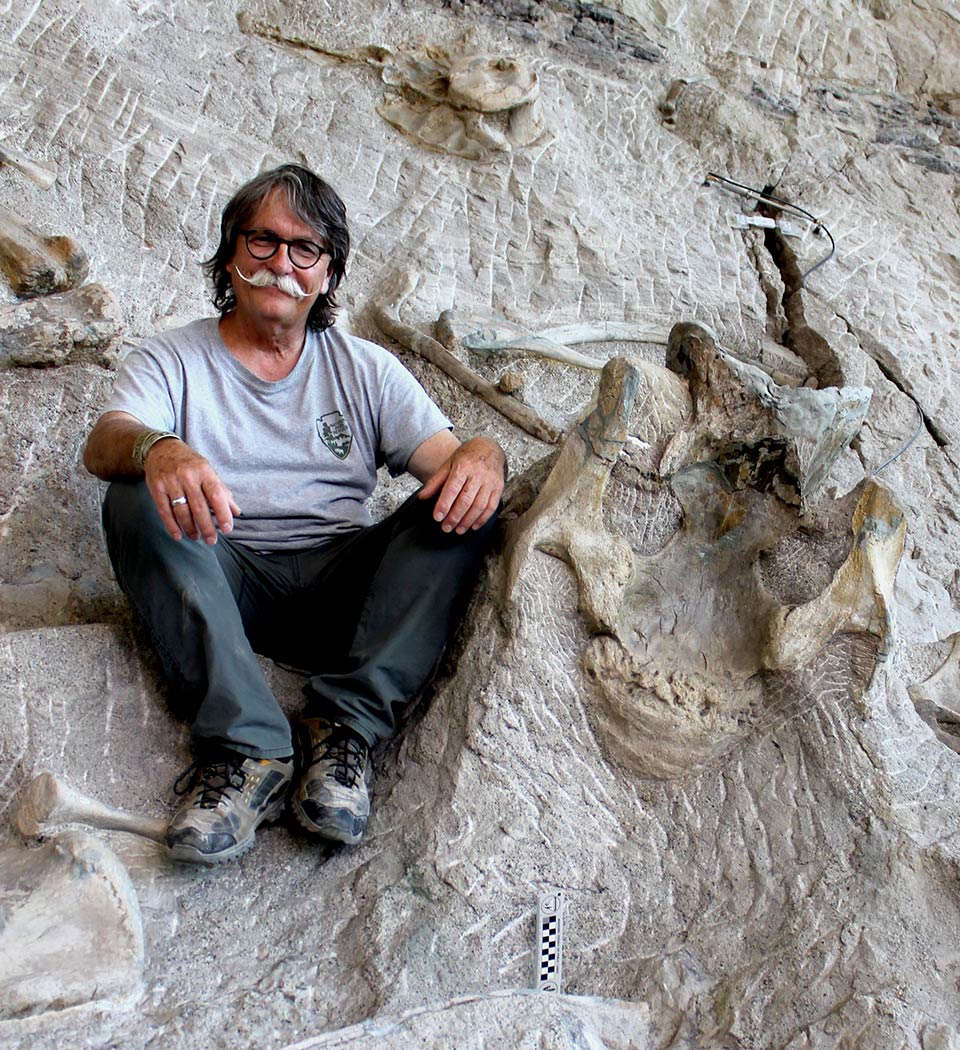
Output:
[497,370,524,394]
[761,482,906,673]
[661,321,871,506]
[0,282,123,368]
[658,77,708,124]
[0,207,88,298]
[12,772,168,844]
[451,316,675,371]
[502,357,641,633]
[0,145,57,189]
[370,270,562,445]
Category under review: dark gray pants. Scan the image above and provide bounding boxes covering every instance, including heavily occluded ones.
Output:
[102,481,496,759]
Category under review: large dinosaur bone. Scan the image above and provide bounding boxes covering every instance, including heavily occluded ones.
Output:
[12,772,167,844]
[502,357,641,634]
[761,481,906,674]
[0,207,88,298]
[661,321,871,506]
[370,269,562,444]
[439,312,674,371]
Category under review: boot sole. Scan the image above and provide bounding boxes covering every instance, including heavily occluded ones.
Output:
[290,794,365,846]
[166,796,287,866]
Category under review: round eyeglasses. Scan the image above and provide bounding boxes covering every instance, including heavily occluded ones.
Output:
[241,229,328,269]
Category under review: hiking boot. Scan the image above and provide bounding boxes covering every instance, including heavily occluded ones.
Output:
[166,753,293,866]
[292,719,370,845]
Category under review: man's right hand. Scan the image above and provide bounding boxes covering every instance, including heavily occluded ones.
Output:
[83,412,240,545]
[144,438,240,544]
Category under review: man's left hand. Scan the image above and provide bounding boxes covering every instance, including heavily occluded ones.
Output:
[412,434,506,534]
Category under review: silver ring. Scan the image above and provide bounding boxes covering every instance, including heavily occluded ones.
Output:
[170,496,188,506]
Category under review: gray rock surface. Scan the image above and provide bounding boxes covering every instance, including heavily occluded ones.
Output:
[1,0,959,1047]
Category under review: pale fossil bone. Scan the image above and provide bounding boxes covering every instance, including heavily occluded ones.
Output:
[0,207,88,298]
[502,356,641,634]
[0,144,56,189]
[12,772,168,844]
[909,632,960,754]
[370,269,562,445]
[660,321,871,506]
[0,283,123,368]
[236,17,544,161]
[761,481,906,673]
[441,313,675,370]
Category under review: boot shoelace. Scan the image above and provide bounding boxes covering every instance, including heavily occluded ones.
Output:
[173,760,246,808]
[316,730,366,788]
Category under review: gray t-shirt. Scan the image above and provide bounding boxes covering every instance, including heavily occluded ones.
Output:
[105,317,451,550]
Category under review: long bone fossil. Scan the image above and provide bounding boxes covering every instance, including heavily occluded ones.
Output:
[371,269,562,444]
[12,772,167,844]
[438,313,675,371]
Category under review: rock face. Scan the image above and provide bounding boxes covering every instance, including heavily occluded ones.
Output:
[1,1,960,1048]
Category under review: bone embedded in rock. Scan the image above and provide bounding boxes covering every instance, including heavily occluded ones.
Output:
[0,831,143,1018]
[0,207,89,298]
[502,357,641,634]
[662,321,871,506]
[0,283,123,368]
[12,772,168,844]
[0,145,57,189]
[761,481,906,673]
[371,269,562,444]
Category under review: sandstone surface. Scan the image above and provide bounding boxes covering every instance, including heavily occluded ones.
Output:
[1,1,959,1047]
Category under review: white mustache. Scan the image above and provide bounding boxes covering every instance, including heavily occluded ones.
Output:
[234,266,311,299]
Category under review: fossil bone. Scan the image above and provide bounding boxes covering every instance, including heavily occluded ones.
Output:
[908,632,960,753]
[661,321,871,505]
[440,313,675,370]
[0,283,123,368]
[236,18,544,161]
[371,270,562,445]
[502,357,641,634]
[0,207,88,298]
[12,772,168,844]
[0,144,56,189]
[761,481,906,673]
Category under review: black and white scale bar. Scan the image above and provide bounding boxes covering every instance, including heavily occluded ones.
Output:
[535,890,564,992]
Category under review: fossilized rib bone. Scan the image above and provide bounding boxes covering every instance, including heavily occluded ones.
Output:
[762,481,905,673]
[371,269,562,445]
[0,207,88,298]
[439,313,674,371]
[502,357,641,634]
[661,321,871,506]
[12,772,167,844]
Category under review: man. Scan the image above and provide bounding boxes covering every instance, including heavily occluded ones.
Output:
[83,164,505,866]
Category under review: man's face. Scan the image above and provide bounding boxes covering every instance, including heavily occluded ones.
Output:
[226,190,334,330]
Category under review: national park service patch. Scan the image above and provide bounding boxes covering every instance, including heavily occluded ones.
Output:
[317,411,353,460]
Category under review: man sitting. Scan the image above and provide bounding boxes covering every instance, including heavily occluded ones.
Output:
[83,163,505,866]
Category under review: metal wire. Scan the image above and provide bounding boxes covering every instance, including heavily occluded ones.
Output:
[705,171,836,285]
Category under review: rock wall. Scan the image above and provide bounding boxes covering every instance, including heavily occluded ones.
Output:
[1,1,959,1047]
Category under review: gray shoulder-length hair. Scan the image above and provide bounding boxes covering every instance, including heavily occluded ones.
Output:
[204,164,350,332]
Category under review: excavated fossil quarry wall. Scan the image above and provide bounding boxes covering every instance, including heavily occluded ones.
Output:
[1,1,959,1047]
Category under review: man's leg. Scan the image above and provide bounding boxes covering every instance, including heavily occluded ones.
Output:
[102,479,294,758]
[286,492,498,843]
[102,480,294,865]
[299,492,498,745]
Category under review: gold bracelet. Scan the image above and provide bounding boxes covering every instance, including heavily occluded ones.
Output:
[132,429,178,472]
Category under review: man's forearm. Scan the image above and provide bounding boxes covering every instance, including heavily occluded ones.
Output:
[82,412,178,481]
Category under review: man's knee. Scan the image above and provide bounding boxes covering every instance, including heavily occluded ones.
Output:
[102,479,158,538]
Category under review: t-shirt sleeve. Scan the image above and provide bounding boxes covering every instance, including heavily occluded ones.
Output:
[103,342,181,433]
[375,355,452,477]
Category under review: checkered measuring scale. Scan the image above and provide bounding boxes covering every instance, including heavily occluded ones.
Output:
[535,890,564,992]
